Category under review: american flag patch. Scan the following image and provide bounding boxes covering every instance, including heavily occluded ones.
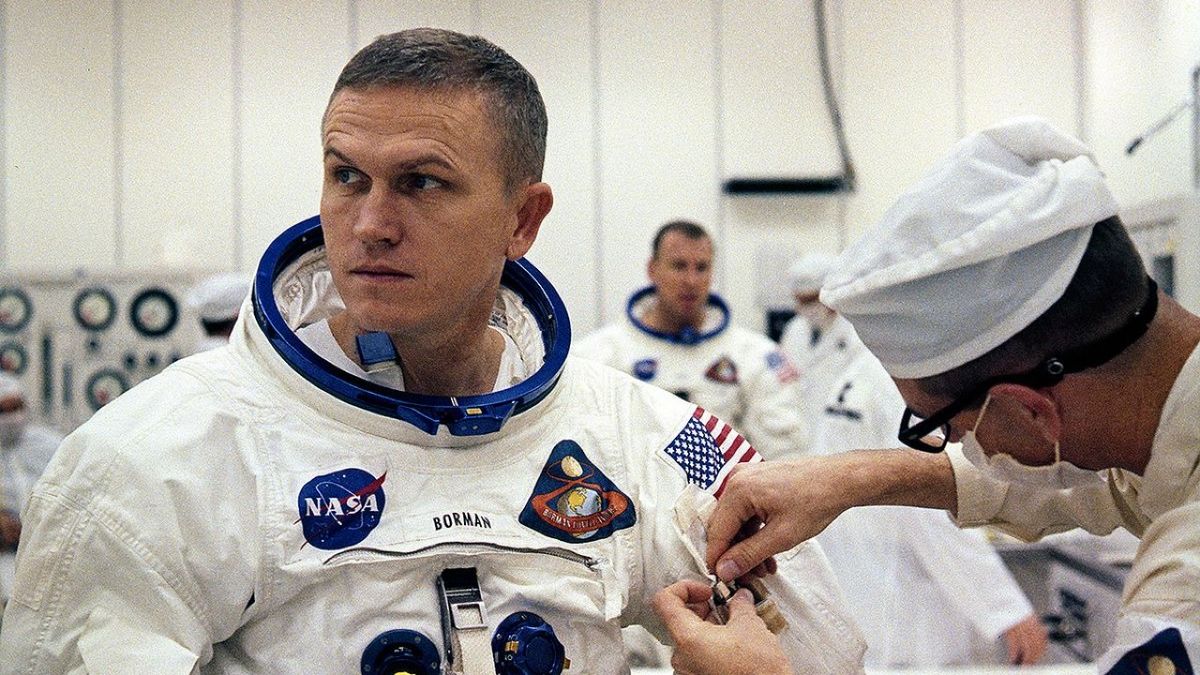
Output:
[765,350,799,384]
[664,407,760,497]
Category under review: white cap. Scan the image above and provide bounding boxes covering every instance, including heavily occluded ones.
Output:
[820,116,1118,379]
[787,253,839,294]
[0,373,23,400]
[187,273,251,323]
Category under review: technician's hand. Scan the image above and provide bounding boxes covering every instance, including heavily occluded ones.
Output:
[706,457,847,582]
[0,509,21,551]
[1004,614,1048,666]
[652,580,791,675]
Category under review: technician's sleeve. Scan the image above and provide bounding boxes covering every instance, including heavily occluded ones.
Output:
[900,509,1034,641]
[737,345,809,459]
[0,390,259,674]
[626,404,866,673]
[946,444,1133,541]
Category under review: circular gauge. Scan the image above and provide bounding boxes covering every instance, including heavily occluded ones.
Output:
[129,288,179,338]
[0,288,33,333]
[73,287,118,332]
[85,368,129,411]
[0,341,28,374]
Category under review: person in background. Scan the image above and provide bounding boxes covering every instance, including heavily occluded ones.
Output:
[809,345,1047,667]
[658,116,1200,674]
[0,374,61,619]
[778,252,865,434]
[185,272,252,353]
[575,220,808,459]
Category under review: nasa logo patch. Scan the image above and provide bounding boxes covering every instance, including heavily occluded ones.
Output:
[519,440,636,544]
[633,358,658,380]
[296,468,387,550]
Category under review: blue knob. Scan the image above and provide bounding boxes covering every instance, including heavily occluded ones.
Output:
[493,612,567,675]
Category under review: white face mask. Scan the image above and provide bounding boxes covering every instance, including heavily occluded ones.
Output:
[960,394,1102,489]
[0,409,28,447]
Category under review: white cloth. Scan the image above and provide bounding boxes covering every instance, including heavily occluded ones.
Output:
[807,350,1034,667]
[948,343,1200,670]
[0,425,61,604]
[821,116,1119,378]
[0,248,864,674]
[778,314,866,438]
[787,253,839,294]
[186,273,252,323]
[574,291,808,459]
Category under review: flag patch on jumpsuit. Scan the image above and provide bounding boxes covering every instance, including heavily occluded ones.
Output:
[664,407,759,497]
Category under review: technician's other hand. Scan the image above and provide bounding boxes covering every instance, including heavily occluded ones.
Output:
[707,457,846,582]
[1004,613,1048,666]
[0,509,21,551]
[652,579,791,675]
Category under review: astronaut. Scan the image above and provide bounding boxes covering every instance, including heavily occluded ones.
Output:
[0,374,61,614]
[777,253,865,436]
[0,29,863,673]
[574,221,807,459]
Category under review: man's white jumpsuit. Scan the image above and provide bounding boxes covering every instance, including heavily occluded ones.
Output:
[575,288,807,460]
[810,348,1036,667]
[778,313,865,438]
[948,343,1200,672]
[0,234,863,673]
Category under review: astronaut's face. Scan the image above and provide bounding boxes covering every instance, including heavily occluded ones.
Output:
[320,85,551,339]
[648,232,714,327]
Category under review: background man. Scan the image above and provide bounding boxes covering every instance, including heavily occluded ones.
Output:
[657,116,1200,674]
[575,220,808,459]
[185,272,252,353]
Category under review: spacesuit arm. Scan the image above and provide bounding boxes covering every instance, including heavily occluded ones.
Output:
[629,405,865,673]
[738,347,808,459]
[946,443,1129,541]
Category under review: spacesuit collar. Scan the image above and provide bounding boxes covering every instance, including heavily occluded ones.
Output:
[625,286,730,346]
[248,216,571,440]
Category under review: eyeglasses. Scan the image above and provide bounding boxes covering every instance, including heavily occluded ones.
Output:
[897,276,1159,452]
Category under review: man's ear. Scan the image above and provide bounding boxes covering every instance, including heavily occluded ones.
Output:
[988,382,1063,444]
[506,182,553,260]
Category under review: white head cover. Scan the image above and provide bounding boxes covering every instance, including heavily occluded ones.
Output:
[820,116,1119,379]
[187,273,252,323]
[787,253,839,294]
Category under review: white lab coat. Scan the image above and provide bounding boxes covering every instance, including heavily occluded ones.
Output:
[949,343,1200,672]
[575,290,807,459]
[779,313,866,436]
[0,425,62,605]
[809,348,1035,667]
[0,247,864,674]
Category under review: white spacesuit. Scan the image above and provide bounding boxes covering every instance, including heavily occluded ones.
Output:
[810,350,1037,667]
[0,218,864,674]
[779,313,865,437]
[575,288,807,460]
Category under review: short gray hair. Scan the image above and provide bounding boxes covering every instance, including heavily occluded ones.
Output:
[327,28,547,190]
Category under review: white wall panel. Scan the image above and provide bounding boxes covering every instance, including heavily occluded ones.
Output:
[961,0,1079,135]
[238,0,350,270]
[356,0,475,49]
[480,2,599,333]
[841,0,959,244]
[120,1,235,271]
[595,0,719,325]
[5,3,117,271]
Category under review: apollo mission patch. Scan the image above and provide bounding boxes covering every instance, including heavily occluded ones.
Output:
[520,440,636,544]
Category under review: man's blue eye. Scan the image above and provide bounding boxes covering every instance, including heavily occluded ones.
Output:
[334,168,361,184]
[410,175,444,191]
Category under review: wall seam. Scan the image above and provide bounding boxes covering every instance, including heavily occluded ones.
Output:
[712,0,726,294]
[0,1,7,268]
[1072,0,1089,144]
[231,0,244,270]
[832,0,848,251]
[953,0,965,139]
[112,0,125,268]
[348,0,359,56]
[471,0,482,34]
[590,0,605,326]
